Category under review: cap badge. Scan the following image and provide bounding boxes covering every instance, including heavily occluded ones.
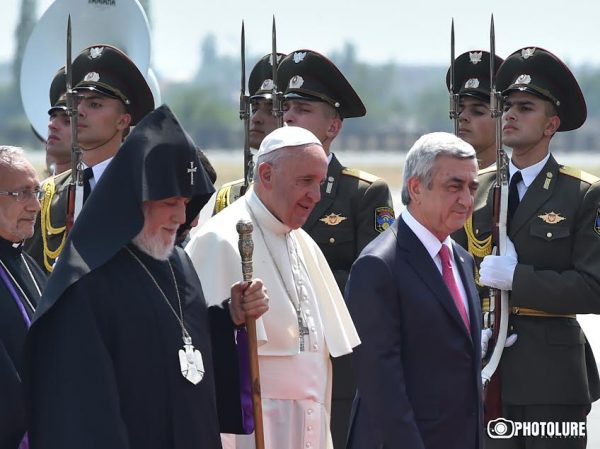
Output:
[84,72,100,82]
[320,213,348,226]
[187,161,197,186]
[261,79,274,90]
[521,48,536,59]
[289,75,304,89]
[90,47,104,59]
[269,54,283,65]
[538,211,566,224]
[293,52,307,63]
[469,52,482,64]
[515,74,531,85]
[465,78,480,89]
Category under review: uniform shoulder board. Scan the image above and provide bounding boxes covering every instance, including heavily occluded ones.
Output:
[214,178,244,214]
[478,165,496,176]
[42,168,72,188]
[559,166,599,185]
[341,167,379,184]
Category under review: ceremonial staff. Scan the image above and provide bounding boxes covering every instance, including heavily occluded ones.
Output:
[65,15,84,232]
[271,16,284,128]
[236,220,265,449]
[240,21,252,194]
[448,18,459,135]
[481,14,510,423]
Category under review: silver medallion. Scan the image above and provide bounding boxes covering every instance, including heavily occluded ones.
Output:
[178,335,204,385]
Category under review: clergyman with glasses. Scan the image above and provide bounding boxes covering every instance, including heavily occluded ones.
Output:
[0,146,46,449]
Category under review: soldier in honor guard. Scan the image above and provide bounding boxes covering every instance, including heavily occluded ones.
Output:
[453,47,600,448]
[446,51,503,169]
[25,45,154,273]
[277,49,395,449]
[46,67,72,177]
[213,53,286,214]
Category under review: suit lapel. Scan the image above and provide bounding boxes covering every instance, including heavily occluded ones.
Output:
[303,153,342,230]
[395,217,472,339]
[509,155,558,237]
[453,243,479,343]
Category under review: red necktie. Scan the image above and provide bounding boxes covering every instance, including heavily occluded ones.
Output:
[439,244,471,333]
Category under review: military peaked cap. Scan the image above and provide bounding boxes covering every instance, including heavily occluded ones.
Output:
[278,49,366,118]
[446,50,504,101]
[496,47,586,131]
[48,67,67,115]
[72,45,154,125]
[249,52,286,100]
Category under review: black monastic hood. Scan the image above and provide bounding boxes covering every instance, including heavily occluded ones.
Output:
[33,105,215,320]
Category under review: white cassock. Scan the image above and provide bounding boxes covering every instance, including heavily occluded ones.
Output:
[186,189,360,449]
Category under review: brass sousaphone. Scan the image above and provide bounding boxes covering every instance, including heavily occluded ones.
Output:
[20,0,161,140]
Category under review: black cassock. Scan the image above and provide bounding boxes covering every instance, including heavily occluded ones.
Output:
[0,238,45,449]
[26,245,242,449]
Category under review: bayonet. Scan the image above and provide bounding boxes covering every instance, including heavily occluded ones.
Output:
[239,21,252,192]
[271,15,283,128]
[482,13,509,424]
[65,15,83,231]
[449,18,459,135]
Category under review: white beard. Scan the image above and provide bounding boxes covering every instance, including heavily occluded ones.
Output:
[132,229,176,261]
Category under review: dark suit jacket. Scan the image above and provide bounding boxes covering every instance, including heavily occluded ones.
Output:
[346,216,483,449]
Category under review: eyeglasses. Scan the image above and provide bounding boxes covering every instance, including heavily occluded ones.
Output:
[0,188,44,202]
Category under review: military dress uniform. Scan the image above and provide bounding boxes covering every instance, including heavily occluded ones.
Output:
[25,45,154,273]
[453,47,600,449]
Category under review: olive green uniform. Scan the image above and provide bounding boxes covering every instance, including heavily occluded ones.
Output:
[454,156,600,447]
[25,171,71,274]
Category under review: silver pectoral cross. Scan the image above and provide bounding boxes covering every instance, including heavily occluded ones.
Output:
[187,162,197,185]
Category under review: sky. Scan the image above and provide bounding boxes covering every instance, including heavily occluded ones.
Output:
[2,0,600,82]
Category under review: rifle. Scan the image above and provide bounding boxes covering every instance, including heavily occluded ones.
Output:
[271,16,284,128]
[65,15,83,232]
[448,18,459,135]
[239,21,252,193]
[481,14,510,423]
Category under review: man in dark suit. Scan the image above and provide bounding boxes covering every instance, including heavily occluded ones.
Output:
[346,132,483,449]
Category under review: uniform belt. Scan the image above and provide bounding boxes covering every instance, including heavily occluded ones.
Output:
[511,307,575,318]
[482,298,575,318]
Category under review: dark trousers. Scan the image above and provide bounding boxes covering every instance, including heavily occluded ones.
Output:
[485,404,590,449]
[331,354,355,449]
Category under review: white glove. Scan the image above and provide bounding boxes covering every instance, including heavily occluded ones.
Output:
[479,239,518,291]
[481,329,518,359]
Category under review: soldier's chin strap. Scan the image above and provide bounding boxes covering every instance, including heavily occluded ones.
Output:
[80,127,122,153]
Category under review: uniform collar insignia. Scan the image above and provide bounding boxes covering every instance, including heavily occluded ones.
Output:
[595,209,600,237]
[84,72,100,82]
[319,213,348,226]
[261,79,274,90]
[515,74,531,85]
[469,51,482,64]
[538,211,566,224]
[90,47,104,59]
[289,75,304,89]
[521,48,536,59]
[465,78,480,89]
[293,52,307,63]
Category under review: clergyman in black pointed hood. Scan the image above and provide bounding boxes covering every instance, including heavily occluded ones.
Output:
[24,105,268,449]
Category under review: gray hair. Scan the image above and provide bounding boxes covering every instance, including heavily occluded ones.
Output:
[0,146,25,168]
[401,132,476,205]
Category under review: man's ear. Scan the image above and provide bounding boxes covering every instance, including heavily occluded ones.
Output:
[257,162,274,189]
[326,117,342,140]
[407,176,422,205]
[117,113,132,130]
[544,115,560,136]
